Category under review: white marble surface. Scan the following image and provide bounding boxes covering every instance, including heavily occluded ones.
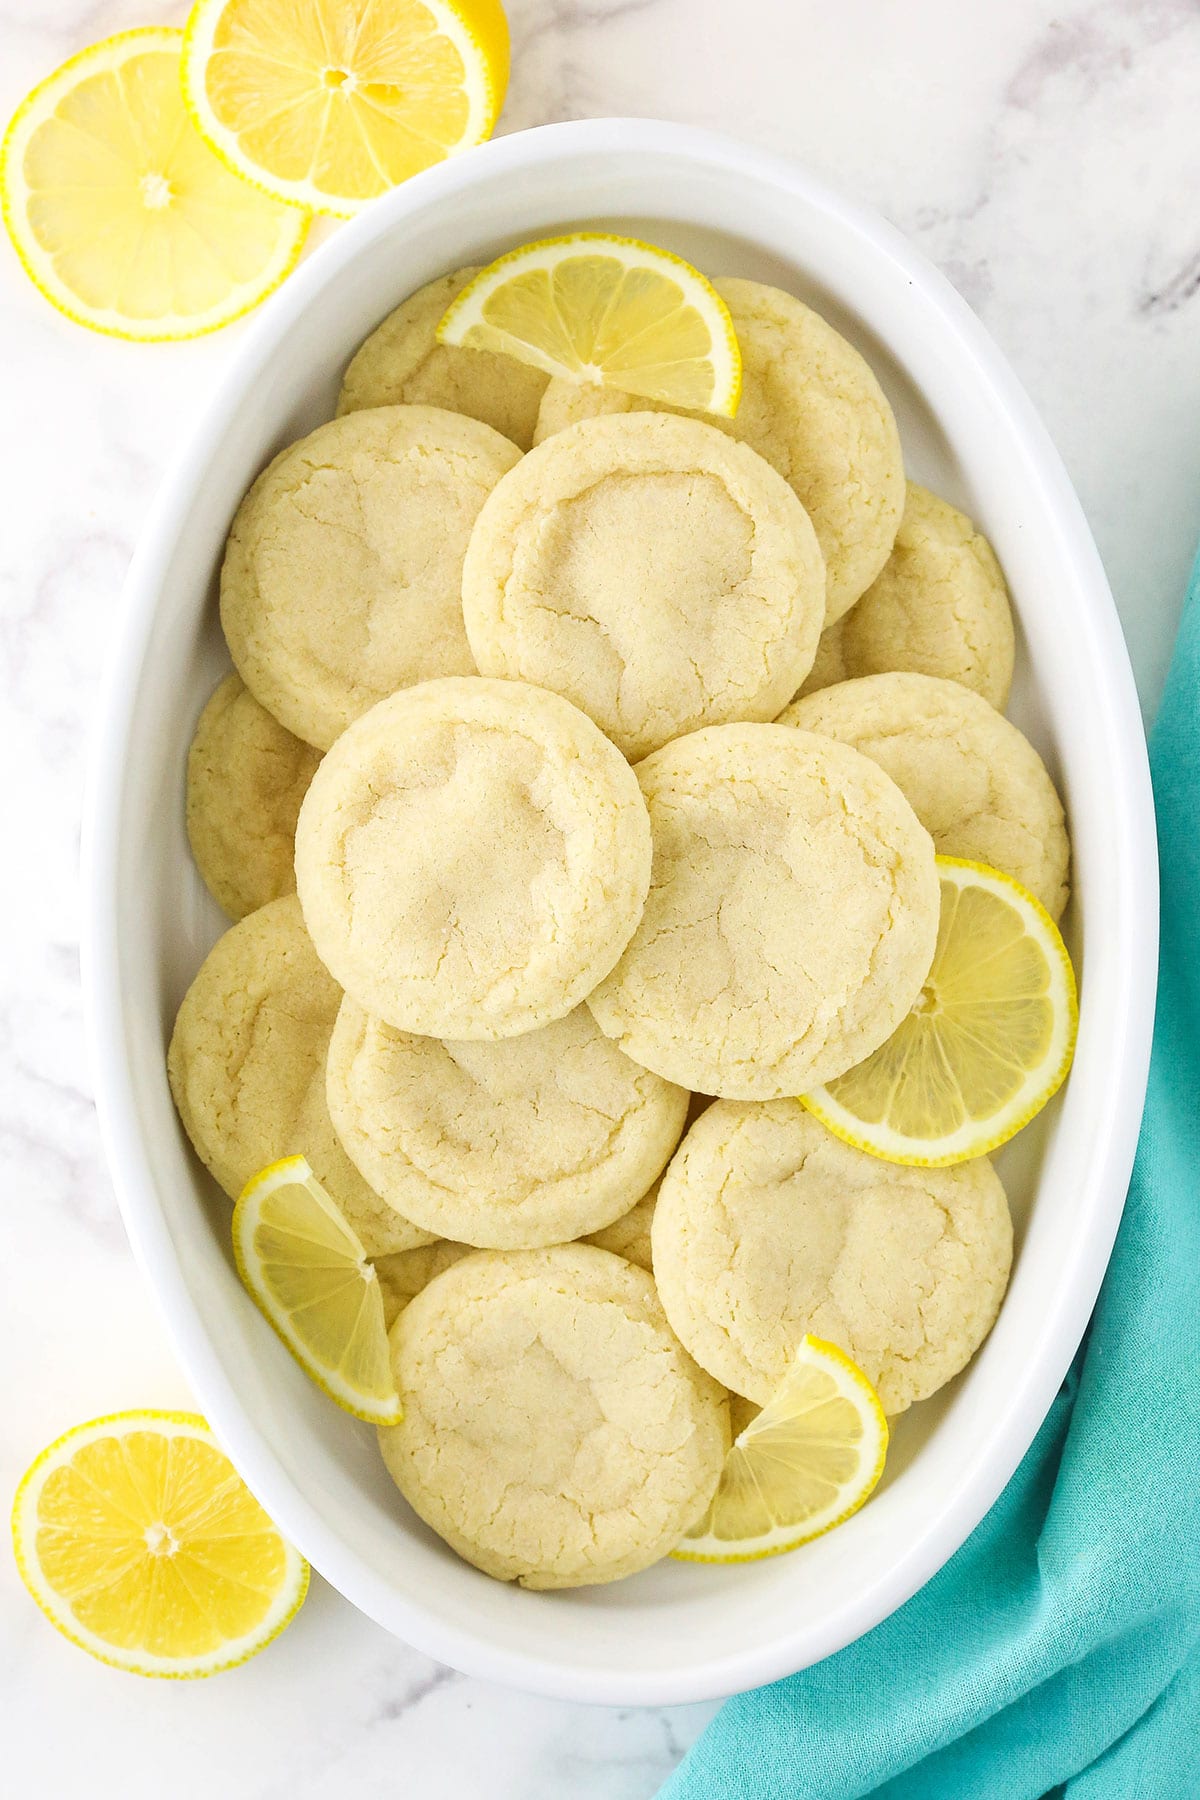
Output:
[1,0,1196,1793]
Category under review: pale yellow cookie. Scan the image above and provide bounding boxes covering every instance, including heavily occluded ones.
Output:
[583,1182,658,1272]
[220,406,521,750]
[587,723,939,1099]
[582,1094,712,1269]
[374,1241,471,1330]
[797,484,1015,707]
[794,621,852,696]
[378,1245,729,1587]
[185,673,321,920]
[727,1393,761,1438]
[652,1100,1012,1413]
[462,412,825,761]
[781,672,1070,918]
[337,267,549,451]
[295,677,652,1040]
[327,998,688,1248]
[533,277,905,622]
[166,896,433,1255]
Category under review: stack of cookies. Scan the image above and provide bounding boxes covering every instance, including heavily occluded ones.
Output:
[169,264,1070,1590]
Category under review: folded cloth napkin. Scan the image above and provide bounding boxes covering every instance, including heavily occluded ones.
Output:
[661,550,1200,1800]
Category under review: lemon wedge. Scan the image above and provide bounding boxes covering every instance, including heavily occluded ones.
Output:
[11,1411,307,1677]
[183,0,509,217]
[1,28,308,340]
[675,1338,888,1562]
[234,1156,402,1426]
[437,233,743,417]
[804,857,1078,1166]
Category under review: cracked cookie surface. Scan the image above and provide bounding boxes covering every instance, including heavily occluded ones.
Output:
[586,723,939,1098]
[186,673,321,920]
[782,671,1070,917]
[295,677,653,1040]
[377,1244,729,1587]
[797,484,1015,707]
[220,406,521,750]
[651,1100,1012,1411]
[166,896,434,1255]
[532,278,905,623]
[337,267,549,451]
[327,997,688,1248]
[462,411,826,760]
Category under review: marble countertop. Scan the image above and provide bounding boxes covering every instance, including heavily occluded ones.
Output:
[2,1,1195,1794]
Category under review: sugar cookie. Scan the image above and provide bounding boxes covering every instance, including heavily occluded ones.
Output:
[782,672,1069,917]
[327,998,688,1248]
[337,267,549,450]
[794,622,851,696]
[374,1241,471,1330]
[584,1091,714,1270]
[378,1245,728,1587]
[220,406,521,750]
[587,723,939,1098]
[463,411,825,760]
[727,1393,761,1438]
[185,673,320,920]
[652,1100,1012,1412]
[166,896,433,1255]
[583,1183,658,1271]
[533,278,905,621]
[295,677,652,1039]
[797,484,1015,707]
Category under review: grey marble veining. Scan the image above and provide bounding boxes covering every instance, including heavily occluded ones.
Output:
[1,1,1194,1794]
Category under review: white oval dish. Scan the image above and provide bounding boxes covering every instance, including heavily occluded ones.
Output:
[83,119,1157,1705]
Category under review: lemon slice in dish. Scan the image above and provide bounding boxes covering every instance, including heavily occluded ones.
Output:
[1,28,308,341]
[183,0,509,217]
[11,1410,308,1677]
[234,1156,402,1426]
[804,856,1078,1167]
[437,233,743,416]
[675,1338,888,1563]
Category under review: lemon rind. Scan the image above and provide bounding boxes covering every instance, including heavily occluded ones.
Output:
[233,1157,404,1427]
[671,1337,889,1564]
[181,0,505,219]
[11,1409,309,1678]
[436,231,744,419]
[801,857,1079,1168]
[1,26,309,342]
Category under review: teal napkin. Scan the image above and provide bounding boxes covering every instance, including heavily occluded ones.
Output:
[661,551,1200,1800]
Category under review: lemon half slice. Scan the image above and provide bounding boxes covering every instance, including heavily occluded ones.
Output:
[183,0,509,217]
[234,1156,402,1426]
[1,28,308,340]
[12,1411,307,1677]
[437,233,743,417]
[675,1338,888,1563]
[804,857,1078,1166]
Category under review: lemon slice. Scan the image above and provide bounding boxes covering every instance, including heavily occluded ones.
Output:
[1,28,308,341]
[437,234,743,417]
[183,0,510,218]
[804,857,1078,1166]
[675,1338,888,1562]
[11,1411,308,1677]
[234,1156,402,1426]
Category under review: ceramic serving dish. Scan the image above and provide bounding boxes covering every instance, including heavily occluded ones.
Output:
[83,119,1157,1705]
